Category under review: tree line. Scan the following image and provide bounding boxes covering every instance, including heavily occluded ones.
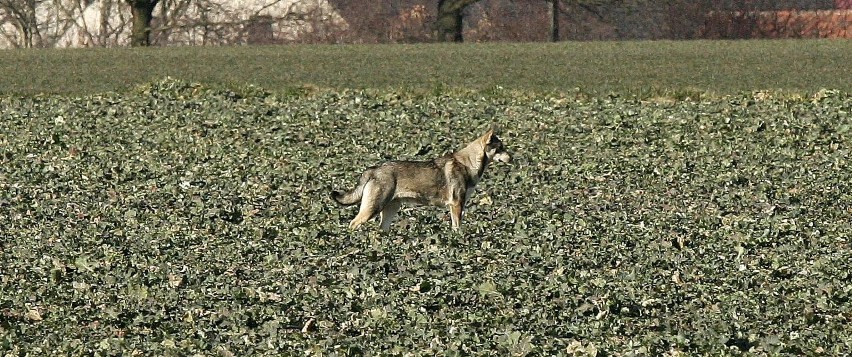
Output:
[0,0,847,48]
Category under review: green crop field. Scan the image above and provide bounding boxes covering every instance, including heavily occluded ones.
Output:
[3,40,851,97]
[1,77,850,355]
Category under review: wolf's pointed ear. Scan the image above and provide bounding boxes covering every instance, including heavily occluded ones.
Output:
[480,128,495,145]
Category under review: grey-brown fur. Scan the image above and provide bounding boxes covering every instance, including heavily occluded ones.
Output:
[332,129,511,231]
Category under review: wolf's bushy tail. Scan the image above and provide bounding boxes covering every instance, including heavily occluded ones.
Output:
[331,171,372,206]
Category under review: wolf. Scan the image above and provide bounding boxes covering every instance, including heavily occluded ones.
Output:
[331,129,511,231]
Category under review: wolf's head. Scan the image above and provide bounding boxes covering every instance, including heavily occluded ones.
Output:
[480,129,512,164]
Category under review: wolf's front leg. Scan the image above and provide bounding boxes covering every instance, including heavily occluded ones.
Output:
[449,203,463,230]
[450,197,468,231]
[447,185,468,231]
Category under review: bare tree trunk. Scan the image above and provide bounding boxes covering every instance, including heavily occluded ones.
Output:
[436,0,479,42]
[549,0,559,42]
[126,0,159,46]
[0,0,42,47]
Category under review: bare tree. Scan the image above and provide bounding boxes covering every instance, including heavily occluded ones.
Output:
[63,0,131,47]
[388,4,431,42]
[329,0,433,43]
[549,0,608,41]
[126,0,158,46]
[548,0,558,41]
[458,0,607,42]
[436,0,480,41]
[150,0,346,46]
[151,0,191,44]
[0,0,93,48]
[0,0,43,47]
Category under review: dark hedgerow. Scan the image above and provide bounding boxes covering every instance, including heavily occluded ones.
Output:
[1,79,850,355]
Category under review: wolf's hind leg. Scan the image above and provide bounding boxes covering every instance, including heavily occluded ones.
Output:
[348,181,394,230]
[449,202,464,231]
[379,200,402,231]
[348,181,379,229]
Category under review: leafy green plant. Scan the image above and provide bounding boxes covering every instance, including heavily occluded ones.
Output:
[1,78,850,355]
